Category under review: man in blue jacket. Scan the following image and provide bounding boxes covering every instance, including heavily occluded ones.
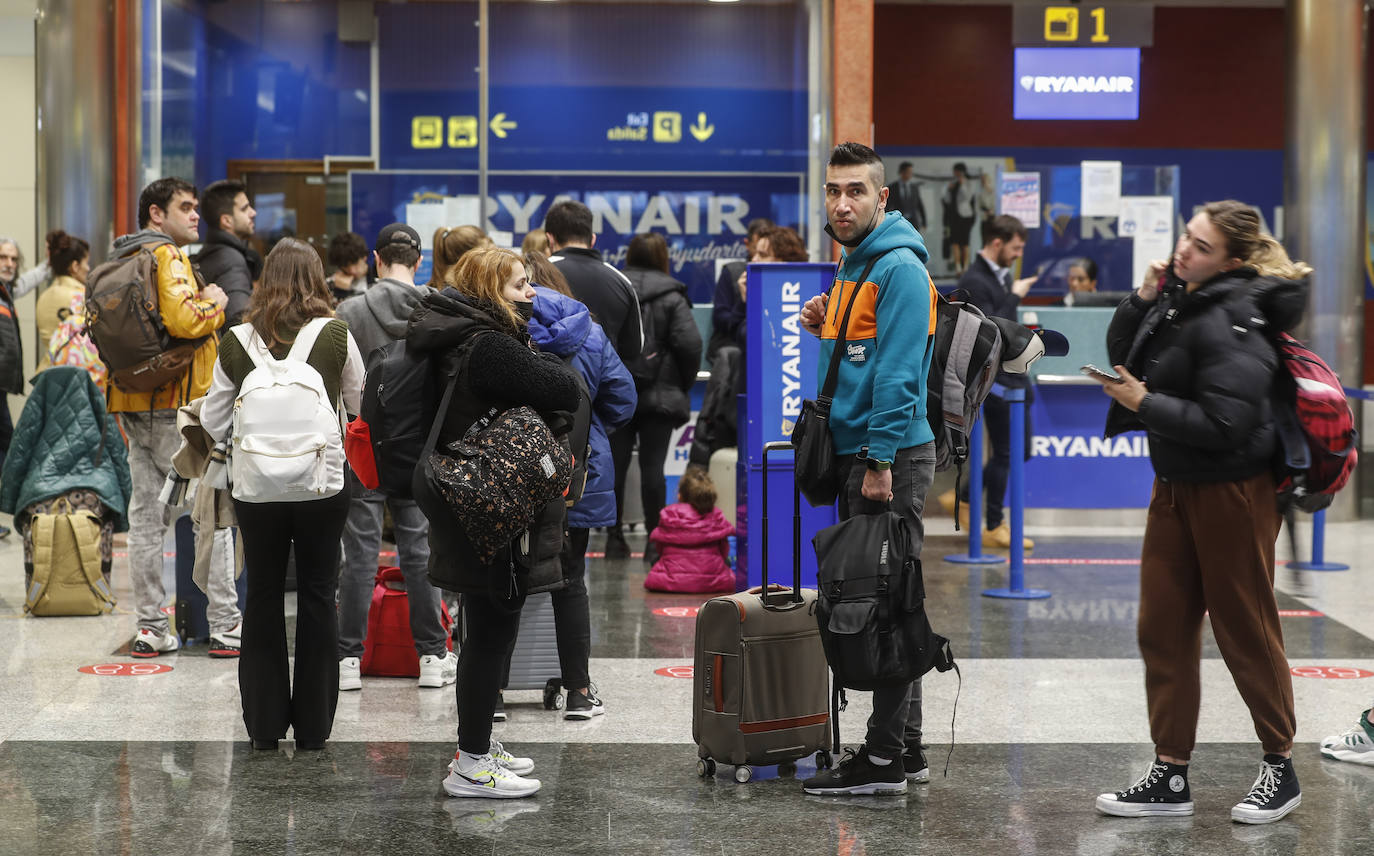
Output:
[798,142,937,796]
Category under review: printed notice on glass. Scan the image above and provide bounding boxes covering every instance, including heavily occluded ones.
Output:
[405,203,446,250]
[999,172,1041,229]
[1080,160,1122,218]
[1118,195,1174,290]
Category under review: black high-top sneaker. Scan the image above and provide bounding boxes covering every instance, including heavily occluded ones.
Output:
[902,740,930,783]
[1095,758,1194,817]
[1231,755,1301,824]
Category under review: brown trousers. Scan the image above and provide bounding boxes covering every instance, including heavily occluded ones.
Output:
[1138,472,1295,761]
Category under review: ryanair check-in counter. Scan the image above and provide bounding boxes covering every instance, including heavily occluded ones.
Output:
[1018,304,1154,510]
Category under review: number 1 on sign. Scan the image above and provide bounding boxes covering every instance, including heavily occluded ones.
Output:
[1090,7,1109,43]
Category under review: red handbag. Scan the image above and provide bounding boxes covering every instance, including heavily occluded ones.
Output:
[345,416,381,490]
[360,566,454,677]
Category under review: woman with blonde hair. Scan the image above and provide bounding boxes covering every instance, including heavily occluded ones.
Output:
[407,245,581,799]
[200,237,365,751]
[427,225,491,290]
[1092,200,1310,825]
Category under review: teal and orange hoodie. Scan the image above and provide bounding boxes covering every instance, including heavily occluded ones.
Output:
[817,211,936,465]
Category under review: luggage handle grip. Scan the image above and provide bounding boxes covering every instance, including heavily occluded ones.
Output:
[748,584,807,612]
[760,442,803,607]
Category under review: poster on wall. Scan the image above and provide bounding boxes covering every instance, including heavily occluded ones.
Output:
[999,172,1042,228]
[350,171,805,303]
[1118,196,1174,290]
[1080,161,1123,217]
[879,156,1012,281]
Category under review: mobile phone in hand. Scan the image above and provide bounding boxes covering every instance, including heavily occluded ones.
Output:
[1081,364,1124,385]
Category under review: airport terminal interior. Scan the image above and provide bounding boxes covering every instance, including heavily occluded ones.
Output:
[2,0,1374,854]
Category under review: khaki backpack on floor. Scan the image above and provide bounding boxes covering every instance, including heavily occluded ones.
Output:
[25,501,115,617]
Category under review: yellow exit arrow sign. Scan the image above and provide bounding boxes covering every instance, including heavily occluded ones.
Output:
[491,112,517,138]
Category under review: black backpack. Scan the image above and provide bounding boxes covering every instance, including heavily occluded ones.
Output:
[812,511,955,691]
[621,271,664,387]
[360,338,437,498]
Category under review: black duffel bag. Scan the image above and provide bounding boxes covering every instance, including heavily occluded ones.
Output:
[812,509,954,690]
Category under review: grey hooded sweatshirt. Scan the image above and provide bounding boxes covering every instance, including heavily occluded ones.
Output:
[335,277,434,361]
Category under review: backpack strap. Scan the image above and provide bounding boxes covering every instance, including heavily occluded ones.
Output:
[231,323,270,369]
[69,510,115,612]
[25,512,56,614]
[818,249,894,403]
[287,317,334,362]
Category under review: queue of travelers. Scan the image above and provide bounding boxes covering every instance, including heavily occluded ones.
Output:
[0,162,1365,816]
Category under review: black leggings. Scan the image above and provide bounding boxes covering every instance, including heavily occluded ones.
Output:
[457,589,525,754]
[610,414,678,534]
[234,490,350,743]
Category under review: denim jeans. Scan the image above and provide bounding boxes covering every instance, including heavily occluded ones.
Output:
[834,441,936,760]
[337,487,447,659]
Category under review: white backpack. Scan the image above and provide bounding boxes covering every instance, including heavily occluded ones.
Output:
[229,317,345,503]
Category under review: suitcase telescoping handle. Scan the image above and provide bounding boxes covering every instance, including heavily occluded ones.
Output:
[760,441,804,609]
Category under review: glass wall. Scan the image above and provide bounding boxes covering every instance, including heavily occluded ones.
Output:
[142,0,821,300]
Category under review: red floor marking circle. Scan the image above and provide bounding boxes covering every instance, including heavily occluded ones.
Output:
[1290,666,1373,680]
[654,665,694,679]
[652,606,700,618]
[1277,609,1324,618]
[79,663,174,676]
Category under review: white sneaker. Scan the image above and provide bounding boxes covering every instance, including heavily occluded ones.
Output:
[131,628,179,659]
[418,651,458,688]
[443,752,541,799]
[450,739,535,776]
[339,657,362,692]
[209,622,242,659]
[1321,711,1374,766]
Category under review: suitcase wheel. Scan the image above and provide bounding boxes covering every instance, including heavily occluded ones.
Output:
[697,758,716,778]
[543,679,563,710]
[733,765,753,784]
[778,761,797,777]
[816,750,833,770]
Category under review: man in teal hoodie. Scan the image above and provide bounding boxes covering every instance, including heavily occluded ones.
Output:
[799,142,937,796]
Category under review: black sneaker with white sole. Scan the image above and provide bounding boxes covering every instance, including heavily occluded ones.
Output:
[802,747,908,796]
[564,688,604,720]
[1095,758,1194,817]
[1231,755,1301,824]
[902,741,930,783]
[492,692,507,723]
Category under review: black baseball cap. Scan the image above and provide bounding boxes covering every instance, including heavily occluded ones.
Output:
[375,222,421,252]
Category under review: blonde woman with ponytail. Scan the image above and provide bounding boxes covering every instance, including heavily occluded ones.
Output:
[1090,200,1310,825]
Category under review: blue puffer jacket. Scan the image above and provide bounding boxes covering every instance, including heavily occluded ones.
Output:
[529,287,637,528]
[0,367,133,530]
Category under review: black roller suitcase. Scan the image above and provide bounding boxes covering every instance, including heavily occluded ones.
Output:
[692,441,832,783]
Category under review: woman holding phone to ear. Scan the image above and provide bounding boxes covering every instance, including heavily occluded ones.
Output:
[1090,201,1311,826]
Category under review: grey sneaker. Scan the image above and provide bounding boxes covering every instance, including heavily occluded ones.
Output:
[1320,710,1374,766]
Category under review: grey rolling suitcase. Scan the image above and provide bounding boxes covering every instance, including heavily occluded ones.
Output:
[458,591,566,710]
[692,441,833,783]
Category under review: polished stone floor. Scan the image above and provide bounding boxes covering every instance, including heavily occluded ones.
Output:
[2,512,1373,855]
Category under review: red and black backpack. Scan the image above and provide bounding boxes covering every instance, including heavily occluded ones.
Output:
[1271,332,1359,512]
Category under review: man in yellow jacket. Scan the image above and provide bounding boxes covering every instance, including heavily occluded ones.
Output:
[109,178,237,659]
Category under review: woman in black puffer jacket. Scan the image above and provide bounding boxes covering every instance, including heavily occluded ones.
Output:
[407,246,580,801]
[1090,201,1310,825]
[608,233,702,554]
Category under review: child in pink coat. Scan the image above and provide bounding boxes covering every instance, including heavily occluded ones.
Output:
[645,469,735,593]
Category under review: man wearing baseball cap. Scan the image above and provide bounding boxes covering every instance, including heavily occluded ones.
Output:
[334,222,458,692]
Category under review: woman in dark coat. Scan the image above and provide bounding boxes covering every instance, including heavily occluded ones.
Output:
[407,246,580,799]
[1090,200,1310,826]
[608,233,702,555]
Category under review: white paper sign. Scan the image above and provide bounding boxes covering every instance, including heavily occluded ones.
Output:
[1080,160,1123,218]
[404,203,446,250]
[998,172,1041,229]
[443,195,483,228]
[1118,195,1175,290]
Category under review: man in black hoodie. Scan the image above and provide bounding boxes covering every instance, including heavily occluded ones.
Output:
[545,200,643,557]
[193,180,261,326]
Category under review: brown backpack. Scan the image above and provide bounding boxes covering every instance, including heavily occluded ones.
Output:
[85,241,207,393]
